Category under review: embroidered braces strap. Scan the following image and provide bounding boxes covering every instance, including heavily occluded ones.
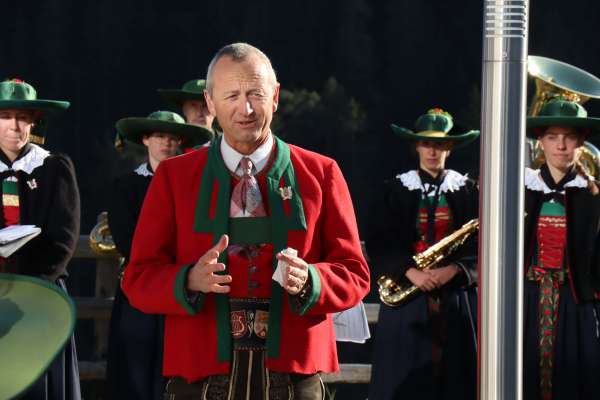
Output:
[526,201,568,399]
[193,141,232,362]
[264,138,306,358]
[527,267,565,400]
[2,177,20,225]
[193,137,307,361]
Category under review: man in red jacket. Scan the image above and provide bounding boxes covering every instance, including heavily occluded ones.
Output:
[122,42,370,400]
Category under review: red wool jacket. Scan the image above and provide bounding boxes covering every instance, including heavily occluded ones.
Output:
[122,140,370,382]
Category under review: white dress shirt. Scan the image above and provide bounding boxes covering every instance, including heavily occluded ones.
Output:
[220,133,274,175]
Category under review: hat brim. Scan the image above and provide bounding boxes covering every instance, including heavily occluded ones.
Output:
[0,99,70,114]
[0,273,75,400]
[526,116,600,138]
[157,89,206,108]
[391,124,480,146]
[116,117,213,147]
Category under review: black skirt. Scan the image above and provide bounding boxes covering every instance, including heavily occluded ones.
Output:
[106,284,165,400]
[524,281,600,399]
[369,288,477,400]
[19,279,81,400]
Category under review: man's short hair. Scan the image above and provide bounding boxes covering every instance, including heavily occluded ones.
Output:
[205,43,278,94]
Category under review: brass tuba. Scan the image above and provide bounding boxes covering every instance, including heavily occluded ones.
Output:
[89,211,119,255]
[377,219,479,307]
[527,56,600,178]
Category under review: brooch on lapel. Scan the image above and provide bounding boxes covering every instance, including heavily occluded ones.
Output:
[278,186,293,200]
[27,179,38,190]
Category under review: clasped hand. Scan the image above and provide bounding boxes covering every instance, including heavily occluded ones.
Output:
[405,264,460,292]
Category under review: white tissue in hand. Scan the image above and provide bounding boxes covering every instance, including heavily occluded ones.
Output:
[272,247,297,287]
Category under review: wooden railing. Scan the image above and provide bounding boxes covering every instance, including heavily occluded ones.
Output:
[74,234,378,384]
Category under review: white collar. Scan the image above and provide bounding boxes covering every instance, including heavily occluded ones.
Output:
[220,134,274,175]
[0,144,50,174]
[396,169,468,194]
[524,167,589,194]
[134,162,153,177]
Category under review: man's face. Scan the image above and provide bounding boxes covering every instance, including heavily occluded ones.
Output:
[142,132,182,165]
[415,140,452,173]
[539,126,582,171]
[0,109,35,158]
[205,55,279,150]
[182,99,215,129]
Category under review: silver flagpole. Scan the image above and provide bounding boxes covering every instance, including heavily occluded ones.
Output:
[479,1,529,400]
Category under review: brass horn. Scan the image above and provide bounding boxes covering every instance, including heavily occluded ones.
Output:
[528,55,600,115]
[528,56,600,178]
[527,56,600,179]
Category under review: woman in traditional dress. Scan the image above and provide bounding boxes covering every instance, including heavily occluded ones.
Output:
[106,111,211,400]
[0,78,81,400]
[523,97,600,400]
[369,108,479,400]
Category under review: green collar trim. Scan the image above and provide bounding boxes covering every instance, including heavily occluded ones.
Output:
[193,136,307,361]
[193,137,307,233]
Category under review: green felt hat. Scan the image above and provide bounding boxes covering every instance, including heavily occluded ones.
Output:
[157,79,207,108]
[391,108,480,146]
[0,273,75,399]
[0,79,70,113]
[0,79,70,145]
[116,110,213,147]
[526,98,600,138]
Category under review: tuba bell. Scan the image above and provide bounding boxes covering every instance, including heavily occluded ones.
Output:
[527,56,600,177]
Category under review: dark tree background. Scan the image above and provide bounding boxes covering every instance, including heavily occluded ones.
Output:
[2,1,599,398]
[2,0,599,244]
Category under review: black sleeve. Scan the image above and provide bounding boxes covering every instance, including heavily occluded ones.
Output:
[370,178,418,281]
[447,179,479,287]
[590,227,600,293]
[589,182,600,293]
[107,174,140,261]
[20,154,80,278]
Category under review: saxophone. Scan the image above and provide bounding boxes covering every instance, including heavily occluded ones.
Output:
[377,218,479,307]
[89,211,120,255]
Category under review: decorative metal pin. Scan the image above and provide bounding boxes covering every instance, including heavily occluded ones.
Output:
[279,186,293,200]
[27,179,38,190]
